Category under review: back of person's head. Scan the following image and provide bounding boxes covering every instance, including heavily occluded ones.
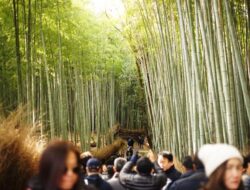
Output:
[243,154,250,175]
[159,151,173,162]
[243,154,250,169]
[136,157,153,175]
[114,157,126,172]
[182,156,193,170]
[107,165,114,178]
[39,140,81,190]
[193,154,204,170]
[86,158,101,173]
[243,156,248,169]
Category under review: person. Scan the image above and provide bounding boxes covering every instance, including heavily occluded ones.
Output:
[80,151,93,179]
[119,152,166,190]
[155,151,181,187]
[27,140,88,190]
[138,135,144,149]
[107,165,115,180]
[102,165,114,180]
[126,138,134,161]
[108,157,127,190]
[243,154,250,190]
[127,138,134,147]
[179,155,194,179]
[169,155,207,190]
[198,144,244,190]
[84,158,112,190]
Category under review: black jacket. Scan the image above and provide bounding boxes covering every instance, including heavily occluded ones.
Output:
[168,169,207,190]
[244,175,250,190]
[108,173,126,190]
[163,165,181,182]
[85,174,112,190]
[119,161,166,190]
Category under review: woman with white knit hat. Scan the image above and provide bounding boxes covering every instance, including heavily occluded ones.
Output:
[198,144,244,190]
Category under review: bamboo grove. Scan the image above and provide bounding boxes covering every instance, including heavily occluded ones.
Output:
[0,0,147,150]
[123,0,250,158]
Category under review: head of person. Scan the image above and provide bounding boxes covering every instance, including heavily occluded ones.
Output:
[114,157,127,173]
[158,151,174,171]
[198,144,244,190]
[136,156,154,175]
[193,153,204,170]
[39,140,81,190]
[86,158,101,175]
[243,154,250,175]
[182,155,193,172]
[128,138,134,147]
[107,165,114,178]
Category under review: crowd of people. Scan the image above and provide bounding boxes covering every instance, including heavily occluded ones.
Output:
[25,138,250,190]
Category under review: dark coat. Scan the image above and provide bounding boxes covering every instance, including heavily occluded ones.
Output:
[179,170,194,179]
[244,175,250,190]
[108,173,126,190]
[154,161,181,189]
[168,169,207,190]
[85,174,113,190]
[119,161,166,190]
[154,162,181,182]
[163,165,182,182]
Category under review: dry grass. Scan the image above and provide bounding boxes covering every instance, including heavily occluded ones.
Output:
[91,138,126,160]
[0,108,42,190]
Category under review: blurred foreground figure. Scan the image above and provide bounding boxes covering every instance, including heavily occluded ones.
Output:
[27,141,94,190]
[199,144,244,190]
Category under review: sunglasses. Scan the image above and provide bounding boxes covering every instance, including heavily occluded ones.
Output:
[63,166,80,175]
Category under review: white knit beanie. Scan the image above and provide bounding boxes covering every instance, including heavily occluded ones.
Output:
[198,144,243,177]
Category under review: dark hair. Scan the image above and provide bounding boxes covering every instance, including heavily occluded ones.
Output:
[182,156,193,170]
[203,161,244,190]
[193,154,204,170]
[243,154,250,169]
[136,157,153,175]
[39,140,81,190]
[107,165,114,178]
[160,151,173,162]
[114,157,126,172]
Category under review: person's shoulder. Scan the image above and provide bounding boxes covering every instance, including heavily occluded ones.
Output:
[101,179,113,190]
[108,177,118,183]
[174,168,182,177]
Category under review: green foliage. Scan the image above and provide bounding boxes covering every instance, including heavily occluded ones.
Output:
[0,0,147,148]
